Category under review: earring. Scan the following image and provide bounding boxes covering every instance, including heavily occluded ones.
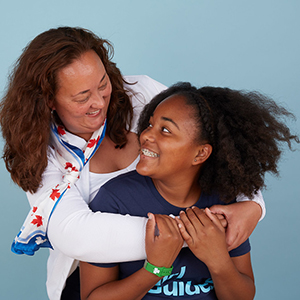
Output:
[194,159,197,162]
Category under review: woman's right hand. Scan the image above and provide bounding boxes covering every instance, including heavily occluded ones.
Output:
[145,213,183,269]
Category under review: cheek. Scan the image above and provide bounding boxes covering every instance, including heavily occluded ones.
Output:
[104,81,113,99]
[139,131,146,143]
[57,104,85,120]
[166,144,193,162]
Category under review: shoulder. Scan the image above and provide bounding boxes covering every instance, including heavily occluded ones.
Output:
[123,75,167,105]
[123,75,167,93]
[196,192,236,208]
[123,75,167,133]
[102,170,145,191]
[90,170,152,216]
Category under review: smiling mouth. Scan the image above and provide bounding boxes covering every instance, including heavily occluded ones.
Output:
[141,148,159,158]
[86,109,100,116]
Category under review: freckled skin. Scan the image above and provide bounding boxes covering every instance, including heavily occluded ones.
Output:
[51,50,112,141]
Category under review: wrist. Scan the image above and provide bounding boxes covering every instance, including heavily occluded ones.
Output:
[205,253,232,275]
[144,260,173,277]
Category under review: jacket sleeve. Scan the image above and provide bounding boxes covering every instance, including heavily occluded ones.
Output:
[236,190,266,221]
[26,75,168,263]
[27,149,148,263]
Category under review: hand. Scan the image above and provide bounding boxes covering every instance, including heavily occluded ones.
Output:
[176,207,228,268]
[215,213,228,228]
[209,201,261,251]
[145,213,183,269]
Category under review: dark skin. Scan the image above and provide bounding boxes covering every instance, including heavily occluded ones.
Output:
[177,207,255,300]
[80,95,255,300]
[80,214,183,300]
[55,52,261,257]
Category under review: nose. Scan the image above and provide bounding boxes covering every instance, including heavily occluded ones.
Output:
[91,91,106,108]
[140,125,155,143]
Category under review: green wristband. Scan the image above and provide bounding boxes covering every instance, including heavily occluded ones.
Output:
[144,260,173,277]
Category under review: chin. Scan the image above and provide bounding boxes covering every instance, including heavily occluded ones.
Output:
[136,164,151,177]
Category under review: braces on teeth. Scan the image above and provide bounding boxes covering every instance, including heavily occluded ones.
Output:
[142,149,159,157]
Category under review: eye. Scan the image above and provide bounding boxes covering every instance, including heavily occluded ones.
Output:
[162,127,170,133]
[75,95,90,103]
[98,82,107,91]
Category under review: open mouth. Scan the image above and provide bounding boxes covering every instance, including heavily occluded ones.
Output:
[86,109,100,116]
[141,148,159,158]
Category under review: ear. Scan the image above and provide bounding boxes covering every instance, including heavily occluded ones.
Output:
[192,144,212,165]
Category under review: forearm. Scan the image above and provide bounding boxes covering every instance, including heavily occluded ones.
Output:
[85,268,159,300]
[236,189,265,221]
[208,256,255,300]
[48,200,147,262]
[26,149,146,262]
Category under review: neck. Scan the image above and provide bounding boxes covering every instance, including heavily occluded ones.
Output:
[152,176,201,208]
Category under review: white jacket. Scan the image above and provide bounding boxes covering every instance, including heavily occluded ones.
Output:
[26,75,265,300]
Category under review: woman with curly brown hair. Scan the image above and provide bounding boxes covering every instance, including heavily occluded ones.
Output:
[80,82,298,300]
[0,27,265,299]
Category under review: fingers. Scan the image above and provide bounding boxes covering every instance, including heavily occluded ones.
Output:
[155,214,182,240]
[214,213,228,228]
[146,213,181,238]
[209,204,231,219]
[204,208,224,231]
[178,208,198,235]
[176,207,226,239]
[219,218,228,228]
[146,214,183,268]
[175,215,192,244]
[185,207,212,228]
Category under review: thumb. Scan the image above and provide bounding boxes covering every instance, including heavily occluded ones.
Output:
[146,213,156,244]
[209,204,229,218]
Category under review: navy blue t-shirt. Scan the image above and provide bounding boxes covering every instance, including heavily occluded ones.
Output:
[89,170,250,299]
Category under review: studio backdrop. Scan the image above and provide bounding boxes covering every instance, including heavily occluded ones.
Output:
[0,1,299,299]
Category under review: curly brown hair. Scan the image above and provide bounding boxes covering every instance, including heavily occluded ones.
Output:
[0,27,133,193]
[138,82,299,202]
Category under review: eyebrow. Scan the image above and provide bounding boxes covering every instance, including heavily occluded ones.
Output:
[161,117,180,130]
[72,73,107,97]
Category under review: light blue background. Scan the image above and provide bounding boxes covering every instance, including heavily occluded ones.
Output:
[0,1,299,299]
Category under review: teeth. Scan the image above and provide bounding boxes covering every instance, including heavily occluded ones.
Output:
[86,110,100,115]
[142,148,159,157]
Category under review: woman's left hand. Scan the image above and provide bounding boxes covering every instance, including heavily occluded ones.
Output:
[209,201,261,251]
[176,207,228,267]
